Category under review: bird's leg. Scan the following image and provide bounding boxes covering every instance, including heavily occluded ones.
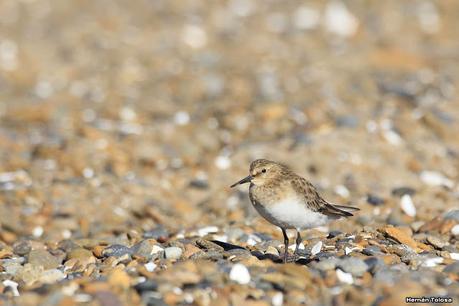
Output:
[281,228,289,263]
[294,230,303,255]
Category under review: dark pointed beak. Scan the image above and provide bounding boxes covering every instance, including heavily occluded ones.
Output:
[230,175,253,188]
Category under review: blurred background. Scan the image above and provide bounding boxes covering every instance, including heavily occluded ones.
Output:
[1,0,459,305]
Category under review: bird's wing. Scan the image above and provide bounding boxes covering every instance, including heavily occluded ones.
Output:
[291,175,359,218]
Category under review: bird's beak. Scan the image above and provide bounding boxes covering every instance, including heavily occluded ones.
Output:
[230,175,253,188]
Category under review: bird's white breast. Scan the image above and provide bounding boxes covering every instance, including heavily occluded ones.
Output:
[257,197,328,230]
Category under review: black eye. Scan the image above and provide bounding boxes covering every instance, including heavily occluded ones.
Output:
[262,169,266,173]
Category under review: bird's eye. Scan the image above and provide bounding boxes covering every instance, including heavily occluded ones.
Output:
[262,169,267,173]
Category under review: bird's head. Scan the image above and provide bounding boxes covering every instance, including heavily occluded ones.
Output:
[230,159,286,187]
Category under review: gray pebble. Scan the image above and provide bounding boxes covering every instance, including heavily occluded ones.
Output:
[444,210,459,222]
[102,244,133,258]
[337,257,369,276]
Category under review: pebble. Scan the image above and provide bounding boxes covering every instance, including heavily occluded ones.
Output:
[391,187,416,197]
[336,269,353,284]
[102,244,133,258]
[383,226,418,250]
[164,247,182,260]
[338,257,368,277]
[28,250,61,270]
[229,264,251,285]
[420,171,454,188]
[367,194,385,206]
[13,240,31,256]
[311,241,323,256]
[426,235,449,249]
[400,194,416,217]
[444,210,459,222]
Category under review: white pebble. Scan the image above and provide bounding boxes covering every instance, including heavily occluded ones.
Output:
[422,257,443,267]
[2,280,19,296]
[215,156,231,170]
[272,292,283,306]
[144,262,157,272]
[293,6,320,30]
[336,269,353,284]
[174,111,190,126]
[450,253,459,260]
[400,194,416,217]
[451,225,459,236]
[198,226,219,237]
[182,25,207,49]
[164,247,182,260]
[151,245,164,255]
[119,107,137,122]
[324,1,358,37]
[334,185,350,198]
[33,226,44,238]
[247,234,262,246]
[420,171,454,188]
[229,263,251,284]
[311,241,323,256]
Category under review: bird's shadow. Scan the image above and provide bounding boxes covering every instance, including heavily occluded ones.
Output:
[211,240,314,265]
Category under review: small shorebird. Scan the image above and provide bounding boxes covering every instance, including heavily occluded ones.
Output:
[231,159,359,263]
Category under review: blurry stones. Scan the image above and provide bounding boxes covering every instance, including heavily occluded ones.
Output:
[420,171,454,188]
[444,210,459,222]
[426,235,449,249]
[102,245,133,258]
[13,240,31,256]
[336,268,353,284]
[28,250,61,270]
[324,1,358,37]
[229,263,250,284]
[367,194,385,206]
[182,25,207,49]
[143,226,169,242]
[292,5,320,30]
[337,257,368,277]
[164,247,182,260]
[400,194,416,217]
[392,187,416,197]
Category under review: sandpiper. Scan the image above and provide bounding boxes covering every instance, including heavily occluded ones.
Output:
[231,159,359,263]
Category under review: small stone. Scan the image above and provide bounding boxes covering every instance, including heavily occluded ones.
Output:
[28,250,61,270]
[336,269,353,284]
[312,257,339,271]
[265,246,279,256]
[164,247,182,260]
[391,187,416,197]
[367,194,385,206]
[229,263,251,284]
[108,268,131,289]
[383,226,418,250]
[183,244,201,258]
[337,257,368,276]
[444,210,459,222]
[67,248,94,260]
[131,240,163,259]
[13,241,31,256]
[39,269,66,284]
[452,225,459,236]
[443,262,459,274]
[362,246,383,256]
[143,226,169,242]
[400,194,416,217]
[311,241,323,256]
[420,171,454,188]
[426,235,449,249]
[102,244,133,258]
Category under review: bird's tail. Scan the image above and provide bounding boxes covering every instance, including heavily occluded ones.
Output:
[319,203,360,218]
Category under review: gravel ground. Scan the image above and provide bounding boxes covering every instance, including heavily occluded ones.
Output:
[1,1,459,305]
